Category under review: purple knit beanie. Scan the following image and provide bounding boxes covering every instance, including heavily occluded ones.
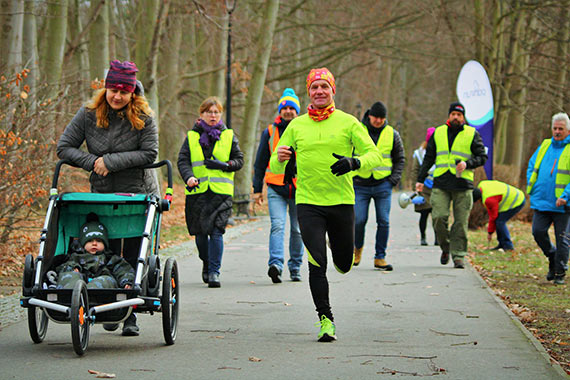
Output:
[105,60,138,93]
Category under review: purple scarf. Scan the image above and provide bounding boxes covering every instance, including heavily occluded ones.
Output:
[198,119,223,148]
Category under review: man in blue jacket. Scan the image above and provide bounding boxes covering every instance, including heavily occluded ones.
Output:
[526,112,570,285]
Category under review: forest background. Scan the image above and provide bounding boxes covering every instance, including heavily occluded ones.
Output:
[1,0,569,244]
[0,0,569,371]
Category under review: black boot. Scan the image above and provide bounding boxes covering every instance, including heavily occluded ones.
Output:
[202,261,209,284]
[546,254,555,281]
[553,273,566,285]
[420,233,427,246]
[122,313,139,336]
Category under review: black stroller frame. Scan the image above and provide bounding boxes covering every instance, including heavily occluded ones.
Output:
[20,160,179,355]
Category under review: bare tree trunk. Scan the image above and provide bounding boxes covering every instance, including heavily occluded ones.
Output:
[213,11,228,99]
[6,0,24,73]
[23,0,39,111]
[88,0,109,80]
[0,0,13,73]
[158,6,183,164]
[68,0,90,99]
[554,1,569,112]
[504,14,536,182]
[233,0,280,208]
[473,0,485,63]
[494,6,525,164]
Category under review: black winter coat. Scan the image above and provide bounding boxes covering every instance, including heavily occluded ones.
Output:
[57,106,159,194]
[177,122,244,235]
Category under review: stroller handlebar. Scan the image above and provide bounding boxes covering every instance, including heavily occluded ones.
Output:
[52,159,174,200]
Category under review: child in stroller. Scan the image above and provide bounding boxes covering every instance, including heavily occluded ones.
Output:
[53,213,134,291]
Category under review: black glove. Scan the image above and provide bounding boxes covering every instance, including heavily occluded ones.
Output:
[330,153,360,176]
[283,147,297,185]
[205,158,230,171]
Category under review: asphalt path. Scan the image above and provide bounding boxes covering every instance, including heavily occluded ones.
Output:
[0,194,567,379]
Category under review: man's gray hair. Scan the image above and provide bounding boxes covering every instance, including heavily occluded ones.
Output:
[552,112,570,131]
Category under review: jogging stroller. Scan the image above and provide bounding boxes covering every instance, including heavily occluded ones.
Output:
[20,160,178,355]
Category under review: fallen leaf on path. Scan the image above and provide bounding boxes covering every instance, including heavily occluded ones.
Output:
[430,293,439,296]
[88,370,116,378]
[250,281,256,284]
[249,356,262,362]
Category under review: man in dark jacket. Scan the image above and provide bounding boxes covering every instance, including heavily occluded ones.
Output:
[253,88,304,283]
[353,101,405,270]
[416,102,487,268]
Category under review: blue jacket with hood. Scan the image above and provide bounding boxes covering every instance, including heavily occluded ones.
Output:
[526,135,570,213]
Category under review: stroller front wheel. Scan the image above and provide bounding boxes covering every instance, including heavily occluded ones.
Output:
[70,280,90,355]
[28,306,49,343]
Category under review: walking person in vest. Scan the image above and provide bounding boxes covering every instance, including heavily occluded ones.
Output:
[526,112,570,285]
[472,180,525,251]
[416,102,487,268]
[352,101,405,270]
[270,68,381,342]
[253,88,304,283]
[410,127,437,246]
[177,97,244,288]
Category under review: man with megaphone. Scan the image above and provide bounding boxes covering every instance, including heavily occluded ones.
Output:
[415,102,487,268]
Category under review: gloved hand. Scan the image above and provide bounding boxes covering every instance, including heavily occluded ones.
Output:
[423,178,433,189]
[205,158,230,171]
[330,153,360,176]
[284,147,297,185]
[412,195,425,205]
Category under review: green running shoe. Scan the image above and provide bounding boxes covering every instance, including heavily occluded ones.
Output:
[316,315,336,342]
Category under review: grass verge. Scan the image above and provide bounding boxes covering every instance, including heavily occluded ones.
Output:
[468,220,569,375]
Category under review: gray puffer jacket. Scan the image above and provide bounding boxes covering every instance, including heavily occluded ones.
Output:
[57,106,159,194]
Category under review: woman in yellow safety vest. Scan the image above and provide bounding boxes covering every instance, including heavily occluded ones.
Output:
[177,97,244,288]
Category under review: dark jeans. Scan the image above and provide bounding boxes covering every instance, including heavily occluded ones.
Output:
[532,210,570,275]
[195,228,224,275]
[354,182,392,259]
[297,204,354,321]
[496,200,525,250]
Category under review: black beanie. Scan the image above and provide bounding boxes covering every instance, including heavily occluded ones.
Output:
[369,101,387,118]
[448,101,465,117]
[79,213,109,248]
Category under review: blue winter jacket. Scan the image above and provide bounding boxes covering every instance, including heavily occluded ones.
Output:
[526,135,570,212]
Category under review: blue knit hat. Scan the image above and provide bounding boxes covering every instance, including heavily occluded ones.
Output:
[277,88,300,114]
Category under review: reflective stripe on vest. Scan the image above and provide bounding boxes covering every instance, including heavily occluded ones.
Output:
[185,129,235,196]
[527,139,570,197]
[354,124,394,179]
[433,124,475,181]
[479,180,524,213]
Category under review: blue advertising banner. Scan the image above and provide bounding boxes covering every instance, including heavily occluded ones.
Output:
[456,60,494,179]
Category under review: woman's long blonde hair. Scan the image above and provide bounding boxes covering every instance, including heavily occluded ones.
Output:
[87,89,154,130]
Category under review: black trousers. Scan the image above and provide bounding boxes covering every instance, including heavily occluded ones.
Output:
[109,237,142,270]
[297,204,354,321]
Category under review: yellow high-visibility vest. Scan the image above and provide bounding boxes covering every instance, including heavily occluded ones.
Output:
[433,124,475,181]
[185,129,234,196]
[527,139,570,197]
[354,124,393,179]
[479,180,524,212]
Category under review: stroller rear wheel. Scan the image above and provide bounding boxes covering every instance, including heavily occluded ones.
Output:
[70,280,90,355]
[27,306,49,343]
[161,258,178,345]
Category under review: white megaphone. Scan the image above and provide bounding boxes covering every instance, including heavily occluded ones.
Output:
[398,192,421,209]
